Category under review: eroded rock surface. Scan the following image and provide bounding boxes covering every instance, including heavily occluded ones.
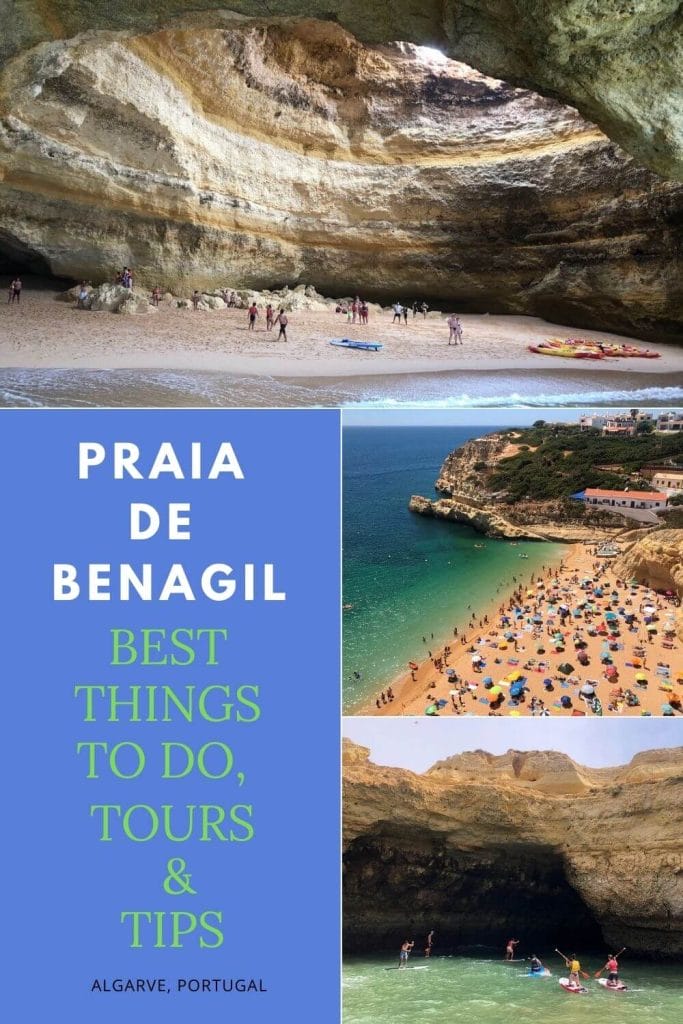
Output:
[343,740,683,956]
[1,2,681,179]
[0,17,681,341]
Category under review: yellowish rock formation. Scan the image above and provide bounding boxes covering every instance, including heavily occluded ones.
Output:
[343,740,683,956]
[0,15,681,341]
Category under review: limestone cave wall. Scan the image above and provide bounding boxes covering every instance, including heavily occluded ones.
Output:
[343,744,683,958]
[0,10,681,341]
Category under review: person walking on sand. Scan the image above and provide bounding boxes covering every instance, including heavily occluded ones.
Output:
[8,276,22,303]
[399,939,414,969]
[265,304,275,331]
[420,300,429,318]
[275,308,289,341]
[392,301,402,323]
[402,304,408,324]
[151,285,161,307]
[447,313,460,344]
[247,301,259,329]
[505,938,519,960]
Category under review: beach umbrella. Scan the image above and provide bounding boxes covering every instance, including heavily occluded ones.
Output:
[425,704,438,716]
[437,699,448,708]
[661,703,675,716]
[605,611,617,620]
[449,689,459,696]
[507,670,523,682]
[647,625,658,633]
[558,663,574,675]
[533,615,543,624]
[580,683,596,697]
[446,668,456,677]
[483,676,493,684]
[635,672,648,682]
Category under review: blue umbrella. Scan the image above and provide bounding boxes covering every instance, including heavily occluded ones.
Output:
[483,676,493,684]
[605,611,617,620]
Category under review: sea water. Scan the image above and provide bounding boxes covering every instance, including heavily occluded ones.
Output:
[343,955,683,1024]
[0,367,681,407]
[342,426,564,710]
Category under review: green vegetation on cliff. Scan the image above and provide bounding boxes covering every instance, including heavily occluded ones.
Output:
[487,424,683,503]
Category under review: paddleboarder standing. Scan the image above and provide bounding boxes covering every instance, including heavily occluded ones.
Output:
[597,949,626,987]
[424,930,434,958]
[565,953,583,988]
[505,938,520,960]
[399,939,414,969]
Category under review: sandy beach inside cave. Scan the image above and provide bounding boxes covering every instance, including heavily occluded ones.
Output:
[1,286,681,377]
[356,543,682,718]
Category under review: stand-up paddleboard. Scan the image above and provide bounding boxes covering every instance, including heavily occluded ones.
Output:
[502,959,525,963]
[559,978,588,994]
[527,968,551,978]
[330,339,383,351]
[384,965,429,971]
[598,978,628,992]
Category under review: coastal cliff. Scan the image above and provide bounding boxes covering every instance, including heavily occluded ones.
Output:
[614,529,683,639]
[0,11,681,341]
[409,425,683,542]
[343,740,683,956]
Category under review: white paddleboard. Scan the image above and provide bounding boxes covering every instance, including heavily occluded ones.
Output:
[384,965,429,971]
[598,978,628,992]
[559,977,588,994]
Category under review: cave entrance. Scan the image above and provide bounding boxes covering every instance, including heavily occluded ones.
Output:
[343,827,604,955]
[0,230,55,276]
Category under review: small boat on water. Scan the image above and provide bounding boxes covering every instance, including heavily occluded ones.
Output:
[330,338,383,351]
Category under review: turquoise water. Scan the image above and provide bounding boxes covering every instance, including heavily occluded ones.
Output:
[342,426,564,710]
[343,955,683,1024]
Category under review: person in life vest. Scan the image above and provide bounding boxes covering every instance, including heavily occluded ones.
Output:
[602,953,621,986]
[565,954,582,987]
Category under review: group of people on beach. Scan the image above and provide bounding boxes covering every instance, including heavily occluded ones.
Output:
[364,553,679,717]
[391,300,430,322]
[245,302,290,340]
[336,297,370,323]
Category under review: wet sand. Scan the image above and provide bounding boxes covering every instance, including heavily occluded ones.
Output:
[2,285,681,378]
[361,544,681,717]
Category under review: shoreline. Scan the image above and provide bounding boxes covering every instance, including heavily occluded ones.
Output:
[351,543,681,717]
[352,544,571,715]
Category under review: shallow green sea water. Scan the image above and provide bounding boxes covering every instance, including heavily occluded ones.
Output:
[343,955,683,1024]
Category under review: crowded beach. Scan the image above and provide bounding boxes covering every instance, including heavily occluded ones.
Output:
[364,544,681,717]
